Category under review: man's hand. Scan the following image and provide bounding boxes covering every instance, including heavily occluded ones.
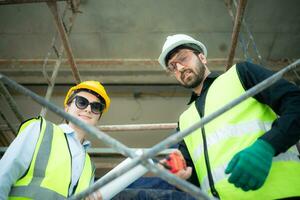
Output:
[174,165,192,180]
[160,149,192,180]
[225,139,275,191]
[85,190,102,200]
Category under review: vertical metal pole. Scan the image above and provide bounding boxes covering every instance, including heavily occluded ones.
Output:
[41,1,80,117]
[232,0,262,63]
[47,1,81,83]
[226,0,248,70]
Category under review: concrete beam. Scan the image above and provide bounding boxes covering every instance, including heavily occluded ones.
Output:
[0,58,294,84]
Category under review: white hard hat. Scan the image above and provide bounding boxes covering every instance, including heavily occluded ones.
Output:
[158,34,207,69]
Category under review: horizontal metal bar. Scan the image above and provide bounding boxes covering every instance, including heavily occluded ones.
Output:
[0,147,176,155]
[0,0,66,5]
[0,123,177,132]
[99,123,177,132]
[1,58,295,84]
[2,58,287,70]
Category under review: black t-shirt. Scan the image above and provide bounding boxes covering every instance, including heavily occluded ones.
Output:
[178,61,300,187]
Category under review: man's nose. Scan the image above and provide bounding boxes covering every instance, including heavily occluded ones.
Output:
[176,63,186,72]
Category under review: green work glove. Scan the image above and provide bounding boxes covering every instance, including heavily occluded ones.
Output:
[225,139,275,191]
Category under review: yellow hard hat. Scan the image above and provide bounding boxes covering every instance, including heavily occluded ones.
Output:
[64,81,110,112]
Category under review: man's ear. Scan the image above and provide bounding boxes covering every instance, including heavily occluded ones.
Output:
[198,53,207,65]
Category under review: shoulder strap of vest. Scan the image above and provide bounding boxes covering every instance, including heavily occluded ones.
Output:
[17,116,43,135]
[17,118,54,185]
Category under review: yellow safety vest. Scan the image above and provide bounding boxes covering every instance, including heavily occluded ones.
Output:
[9,116,94,200]
[180,65,300,199]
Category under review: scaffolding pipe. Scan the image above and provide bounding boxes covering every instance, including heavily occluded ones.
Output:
[0,58,245,66]
[41,2,73,86]
[225,0,263,64]
[0,82,24,123]
[71,58,300,199]
[99,123,177,132]
[47,1,81,83]
[232,0,262,63]
[0,0,65,4]
[0,59,299,199]
[73,156,212,200]
[40,8,79,117]
[224,0,250,61]
[226,0,248,70]
[0,123,176,132]
[98,150,149,200]
[0,147,175,155]
[0,74,211,200]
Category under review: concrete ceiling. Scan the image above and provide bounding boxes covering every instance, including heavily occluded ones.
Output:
[0,0,300,84]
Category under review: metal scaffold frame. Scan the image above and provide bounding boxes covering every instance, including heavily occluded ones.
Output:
[1,59,299,199]
[1,0,300,199]
[0,0,249,145]
[224,0,263,67]
[225,0,248,70]
[0,0,81,144]
[40,0,81,117]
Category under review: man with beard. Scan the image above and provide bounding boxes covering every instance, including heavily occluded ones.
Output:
[158,34,300,199]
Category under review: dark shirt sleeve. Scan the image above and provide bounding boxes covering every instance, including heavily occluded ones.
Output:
[236,61,300,154]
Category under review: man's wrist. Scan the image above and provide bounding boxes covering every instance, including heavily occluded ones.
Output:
[256,139,275,156]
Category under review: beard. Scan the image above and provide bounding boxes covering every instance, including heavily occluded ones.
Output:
[180,58,205,89]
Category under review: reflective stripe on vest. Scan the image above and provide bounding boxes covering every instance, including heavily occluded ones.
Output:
[9,117,93,199]
[180,65,300,199]
[192,120,272,161]
[10,185,65,200]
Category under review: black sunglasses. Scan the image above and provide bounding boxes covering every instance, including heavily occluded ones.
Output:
[73,95,105,114]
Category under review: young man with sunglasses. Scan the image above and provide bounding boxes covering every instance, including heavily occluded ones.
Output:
[0,81,109,200]
[158,34,300,199]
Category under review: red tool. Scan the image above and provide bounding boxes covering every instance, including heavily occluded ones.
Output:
[164,151,187,173]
